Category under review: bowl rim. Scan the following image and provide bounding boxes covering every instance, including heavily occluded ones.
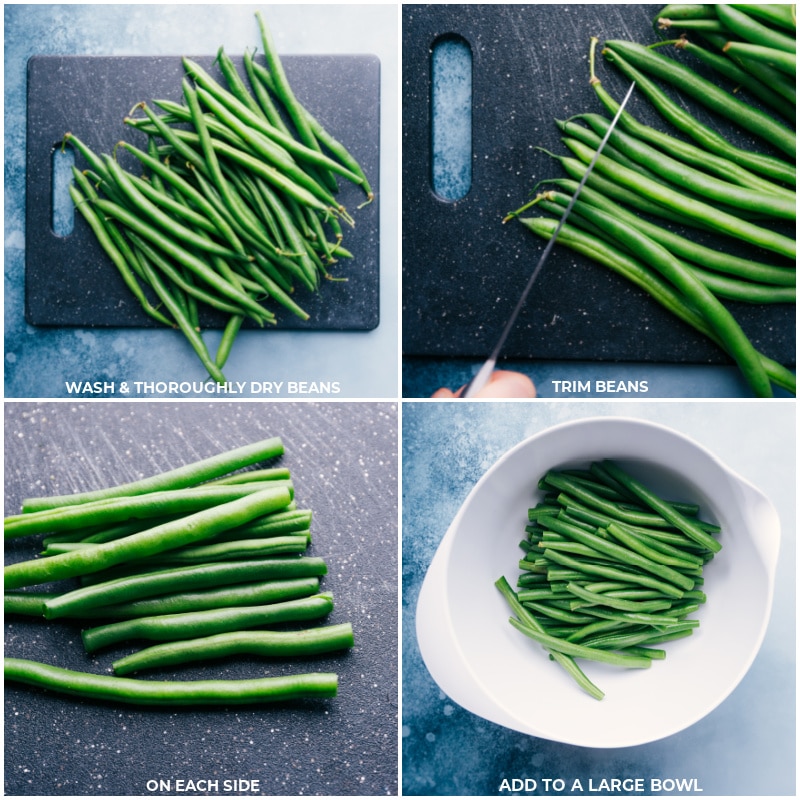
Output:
[419,415,780,747]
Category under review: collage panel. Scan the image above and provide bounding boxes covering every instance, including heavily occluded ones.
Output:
[401,4,795,400]
[402,400,795,795]
[5,3,398,400]
[2,1,798,798]
[4,401,398,796]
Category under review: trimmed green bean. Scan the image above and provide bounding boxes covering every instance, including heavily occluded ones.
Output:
[5,658,337,705]
[8,482,291,539]
[82,593,334,653]
[5,488,292,590]
[495,577,604,700]
[508,619,653,668]
[112,622,354,675]
[601,461,723,553]
[22,437,284,513]
[43,557,327,620]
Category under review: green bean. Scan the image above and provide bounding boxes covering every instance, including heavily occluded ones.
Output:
[602,44,795,183]
[6,577,322,620]
[603,39,795,157]
[722,40,796,75]
[249,29,374,203]
[216,46,269,121]
[686,265,795,304]
[186,58,363,191]
[47,534,309,567]
[539,546,688,599]
[254,11,337,193]
[656,16,727,32]
[67,182,173,328]
[8,482,291,538]
[100,154,247,261]
[5,658,337,705]
[138,244,232,381]
[82,593,334,653]
[240,259,311,320]
[580,607,700,629]
[508,619,653,668]
[728,4,797,31]
[195,86,350,209]
[518,217,796,396]
[243,48,292,133]
[532,151,719,232]
[557,189,775,396]
[714,4,796,53]
[62,133,126,205]
[118,141,248,256]
[590,45,794,191]
[700,31,796,105]
[569,511,704,567]
[542,179,794,285]
[187,163,310,285]
[565,137,795,260]
[128,232,268,321]
[90,198,270,322]
[208,467,289,485]
[544,472,677,529]
[495,577,604,699]
[601,461,723,552]
[537,514,696,591]
[213,137,342,218]
[537,191,795,303]
[655,4,716,21]
[565,583,673,614]
[661,37,795,121]
[5,488,292,590]
[43,557,327,620]
[576,113,795,219]
[112,622,354,675]
[122,169,221,237]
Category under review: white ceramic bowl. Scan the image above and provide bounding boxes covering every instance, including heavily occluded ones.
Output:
[415,417,780,748]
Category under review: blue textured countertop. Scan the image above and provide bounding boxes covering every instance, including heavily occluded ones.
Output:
[4,4,398,399]
[402,400,795,795]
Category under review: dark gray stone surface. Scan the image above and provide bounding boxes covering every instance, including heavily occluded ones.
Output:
[4,401,398,796]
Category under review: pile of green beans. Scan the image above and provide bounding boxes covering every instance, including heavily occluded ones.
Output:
[507,5,795,398]
[496,460,722,700]
[4,436,354,706]
[66,11,372,385]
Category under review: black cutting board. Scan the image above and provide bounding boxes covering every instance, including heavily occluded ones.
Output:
[26,53,380,330]
[4,402,398,796]
[402,4,795,365]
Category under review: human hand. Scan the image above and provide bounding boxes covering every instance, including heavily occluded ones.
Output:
[432,370,536,399]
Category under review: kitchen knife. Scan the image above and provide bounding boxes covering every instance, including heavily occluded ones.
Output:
[457,80,637,398]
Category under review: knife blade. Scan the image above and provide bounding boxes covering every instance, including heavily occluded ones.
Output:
[457,80,637,398]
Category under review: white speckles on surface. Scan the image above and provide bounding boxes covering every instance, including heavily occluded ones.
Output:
[5,402,399,795]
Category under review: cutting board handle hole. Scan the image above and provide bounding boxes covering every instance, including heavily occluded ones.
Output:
[431,34,472,201]
[51,143,75,237]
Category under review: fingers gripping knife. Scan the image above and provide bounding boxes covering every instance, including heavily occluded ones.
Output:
[457,81,637,398]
